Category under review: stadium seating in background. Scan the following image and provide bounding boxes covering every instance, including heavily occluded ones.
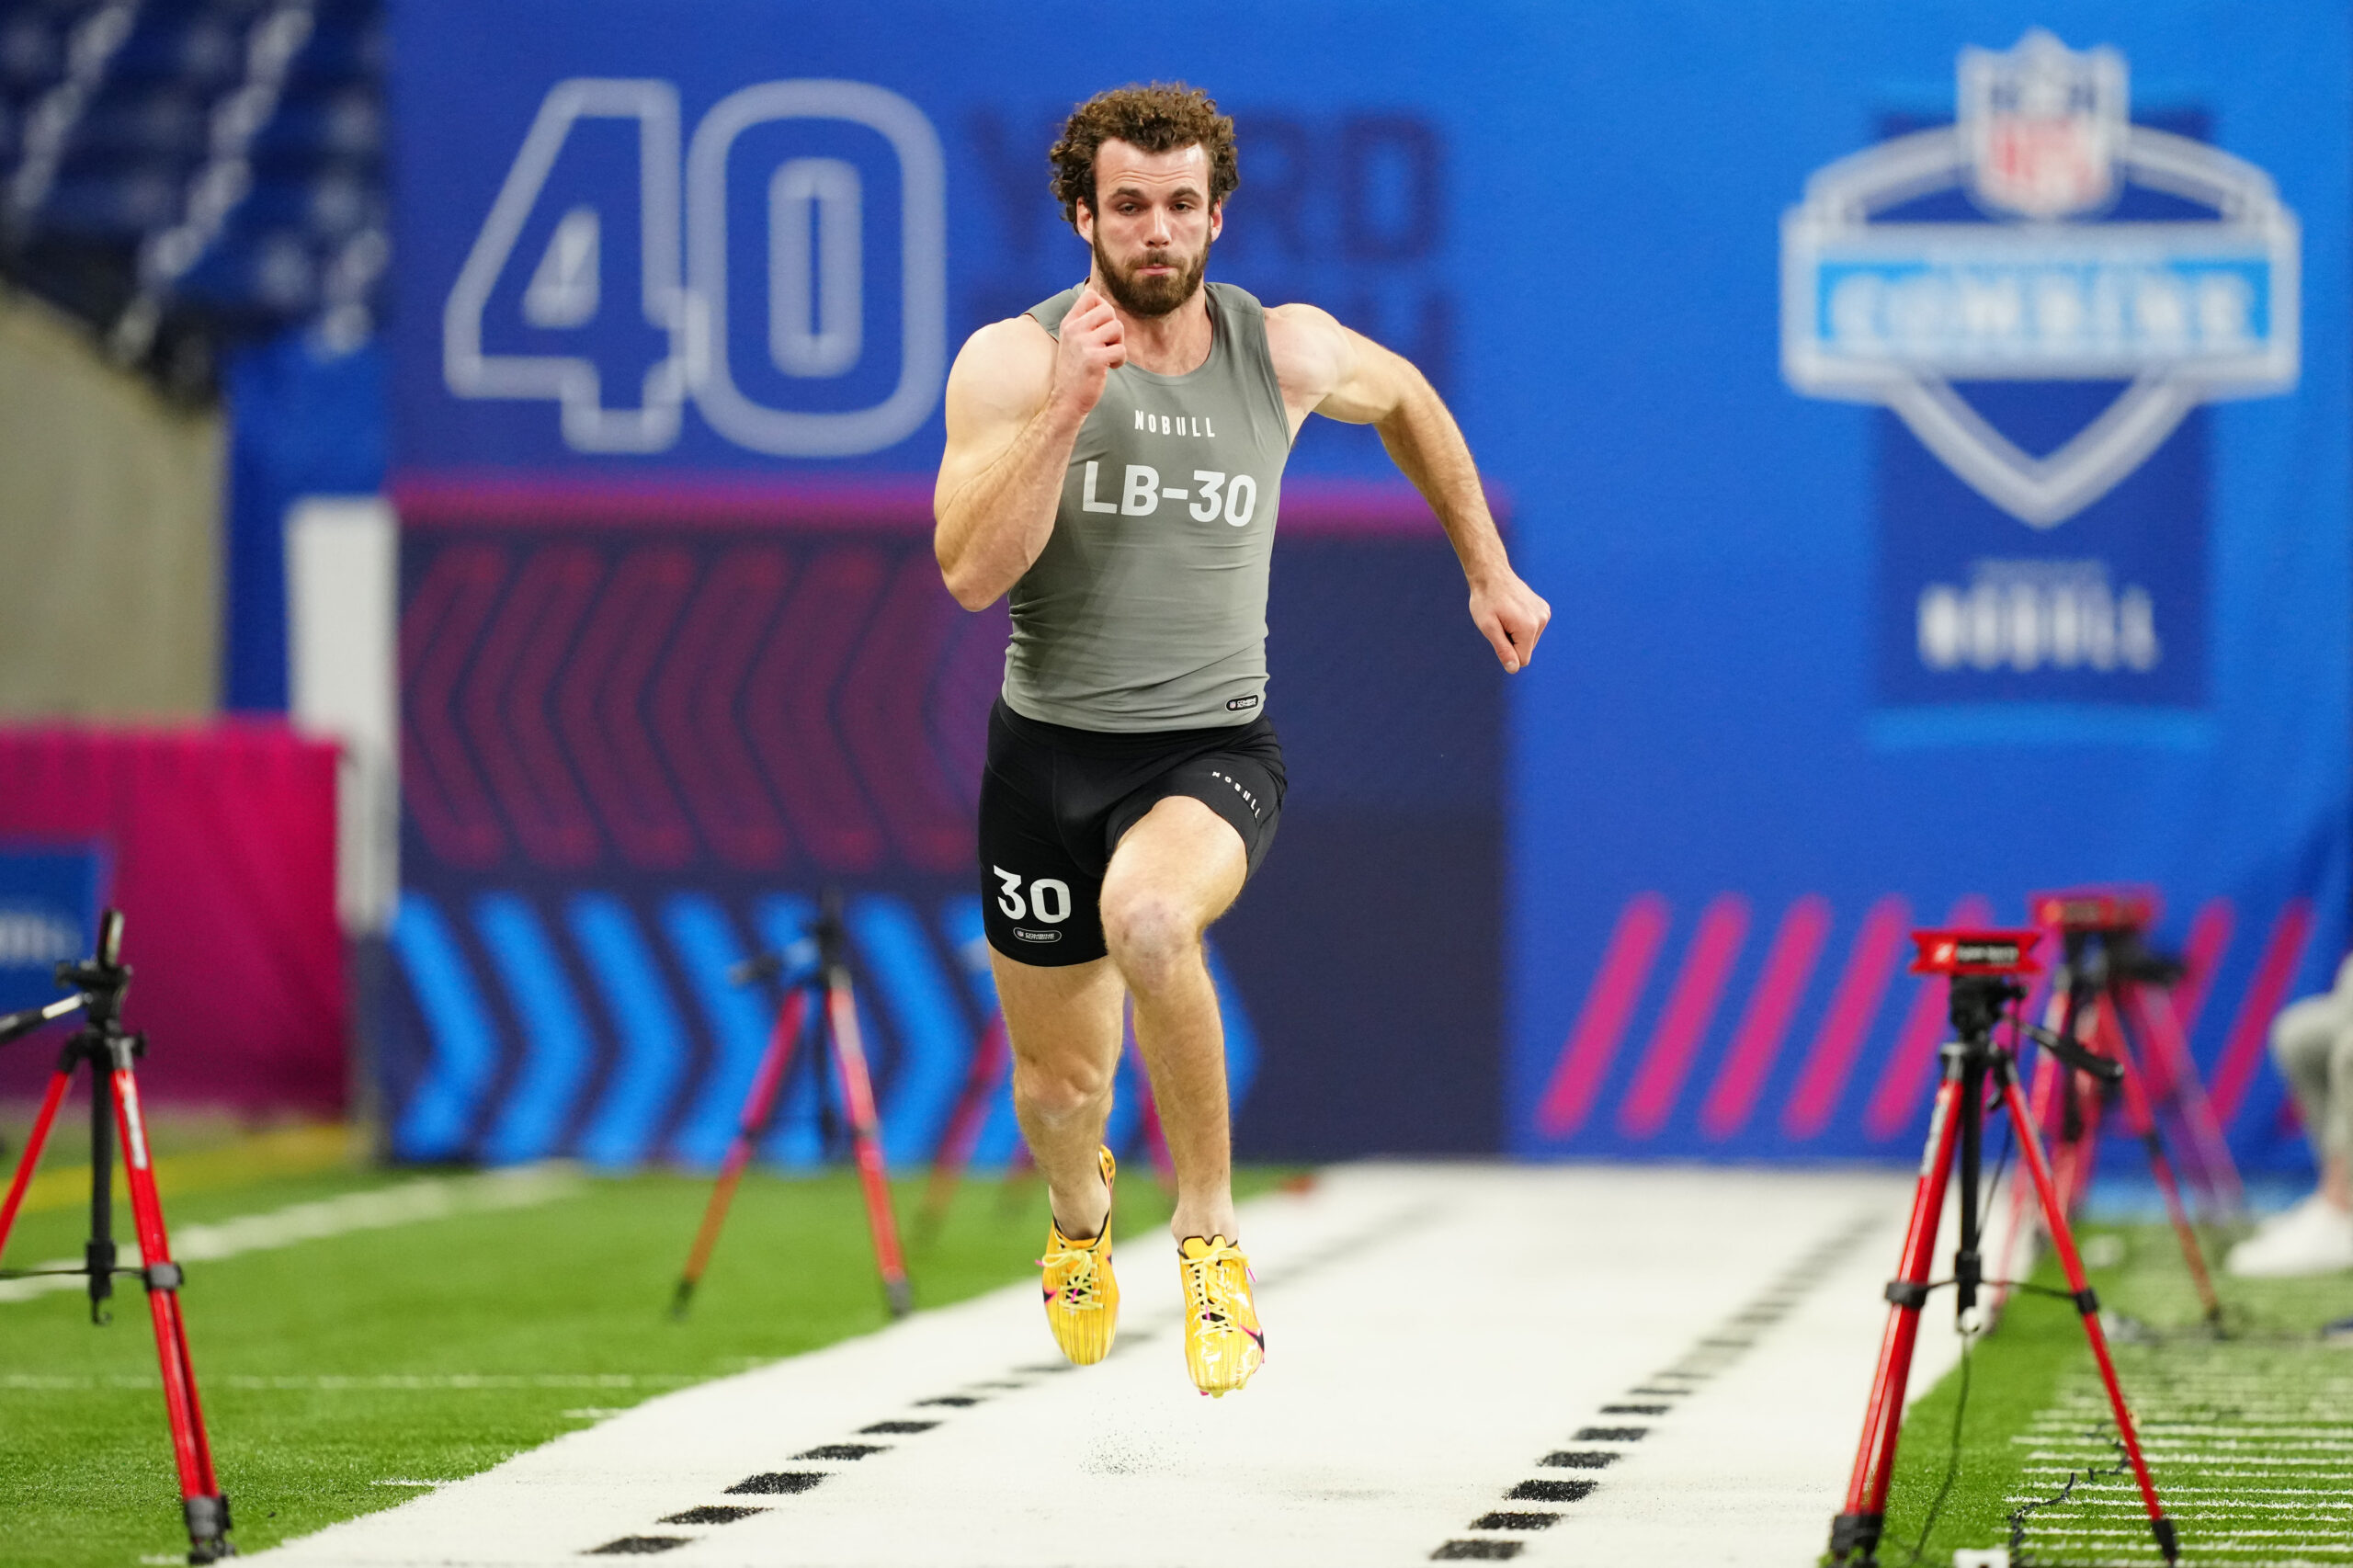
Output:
[0,0,386,396]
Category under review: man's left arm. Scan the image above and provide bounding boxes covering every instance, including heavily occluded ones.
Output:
[1265,305,1551,673]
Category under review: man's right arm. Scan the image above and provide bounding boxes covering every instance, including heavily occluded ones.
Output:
[934,290,1124,610]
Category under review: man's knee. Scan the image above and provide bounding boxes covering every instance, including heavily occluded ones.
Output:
[1013,1051,1115,1119]
[1101,886,1204,989]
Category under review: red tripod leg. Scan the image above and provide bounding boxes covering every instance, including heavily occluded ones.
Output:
[824,971,914,1318]
[0,1065,74,1263]
[2000,1064,2177,1564]
[918,1011,1009,1234]
[2126,983,2245,1219]
[1830,1070,1964,1565]
[671,986,809,1315]
[1136,1079,1176,1192]
[2049,1064,2107,1220]
[109,1062,233,1561]
[1990,1037,2065,1316]
[2098,998,2223,1325]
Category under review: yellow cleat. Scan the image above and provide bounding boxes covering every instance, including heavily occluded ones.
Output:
[1177,1234,1265,1396]
[1037,1147,1119,1365]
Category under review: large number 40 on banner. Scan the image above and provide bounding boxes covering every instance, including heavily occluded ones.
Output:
[441,77,947,458]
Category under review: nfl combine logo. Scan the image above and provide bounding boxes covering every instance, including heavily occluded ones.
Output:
[1780,30,2301,705]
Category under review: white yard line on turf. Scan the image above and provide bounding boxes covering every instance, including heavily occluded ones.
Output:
[2,1372,695,1391]
[249,1165,1939,1568]
[0,1166,581,1303]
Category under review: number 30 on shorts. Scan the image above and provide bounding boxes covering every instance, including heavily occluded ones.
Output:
[993,866,1073,924]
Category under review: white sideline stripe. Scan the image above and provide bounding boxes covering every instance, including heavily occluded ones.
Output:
[0,1166,582,1303]
[2007,1486,2353,1498]
[2031,1527,2351,1540]
[2018,1436,2353,1451]
[245,1165,1931,1568]
[2023,1449,2350,1463]
[2023,1412,2353,1431]
[2017,1493,2353,1507]
[2025,1466,2353,1479]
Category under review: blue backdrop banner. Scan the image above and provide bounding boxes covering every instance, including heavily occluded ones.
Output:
[385,0,2347,1175]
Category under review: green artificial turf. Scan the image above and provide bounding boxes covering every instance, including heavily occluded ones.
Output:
[1881,1220,2353,1567]
[0,1150,1298,1568]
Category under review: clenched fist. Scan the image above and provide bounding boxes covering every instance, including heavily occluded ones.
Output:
[1051,287,1127,418]
[1470,570,1552,675]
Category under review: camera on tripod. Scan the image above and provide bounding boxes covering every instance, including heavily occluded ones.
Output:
[1827,922,2177,1568]
[1909,928,2041,1040]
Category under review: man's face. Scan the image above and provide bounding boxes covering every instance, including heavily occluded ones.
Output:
[1076,139,1222,318]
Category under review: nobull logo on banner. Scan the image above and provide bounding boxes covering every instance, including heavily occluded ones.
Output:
[1781,31,2301,710]
[443,78,947,458]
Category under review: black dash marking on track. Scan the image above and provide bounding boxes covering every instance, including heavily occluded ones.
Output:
[585,1538,692,1555]
[796,1443,887,1460]
[1507,1479,1597,1504]
[659,1506,765,1525]
[860,1420,938,1434]
[723,1472,826,1496]
[916,1394,982,1406]
[1422,1210,1891,1566]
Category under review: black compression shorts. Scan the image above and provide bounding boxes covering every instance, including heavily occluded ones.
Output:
[977,698,1287,966]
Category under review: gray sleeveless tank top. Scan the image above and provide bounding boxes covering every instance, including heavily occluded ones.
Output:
[1002,280,1291,731]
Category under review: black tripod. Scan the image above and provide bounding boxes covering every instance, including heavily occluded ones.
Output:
[0,911,234,1562]
[1830,930,2172,1568]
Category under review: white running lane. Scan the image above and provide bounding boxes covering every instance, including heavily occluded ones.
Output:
[254,1165,1962,1568]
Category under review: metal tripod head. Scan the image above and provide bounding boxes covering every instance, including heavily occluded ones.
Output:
[56,908,131,1035]
[0,908,129,1054]
[722,889,848,992]
[1946,971,2025,1053]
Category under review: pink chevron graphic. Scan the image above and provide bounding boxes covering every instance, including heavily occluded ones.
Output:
[1536,892,1670,1138]
[401,544,511,868]
[652,546,794,869]
[2211,899,2313,1126]
[747,548,891,871]
[1861,894,1993,1140]
[1699,892,1831,1140]
[1779,893,1911,1139]
[464,545,605,869]
[841,553,975,872]
[1616,893,1749,1138]
[559,548,699,869]
[399,531,998,879]
[2172,898,2234,1039]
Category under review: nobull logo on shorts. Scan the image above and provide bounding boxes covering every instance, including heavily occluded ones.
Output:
[1780,31,2302,710]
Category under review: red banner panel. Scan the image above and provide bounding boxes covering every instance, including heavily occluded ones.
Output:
[0,724,344,1114]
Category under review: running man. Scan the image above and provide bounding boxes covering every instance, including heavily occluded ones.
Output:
[932,83,1548,1395]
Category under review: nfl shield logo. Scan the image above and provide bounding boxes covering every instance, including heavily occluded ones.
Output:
[1961,29,2125,220]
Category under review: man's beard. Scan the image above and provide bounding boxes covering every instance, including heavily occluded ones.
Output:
[1091,231,1209,318]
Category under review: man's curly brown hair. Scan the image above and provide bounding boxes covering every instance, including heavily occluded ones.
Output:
[1049,82,1239,229]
